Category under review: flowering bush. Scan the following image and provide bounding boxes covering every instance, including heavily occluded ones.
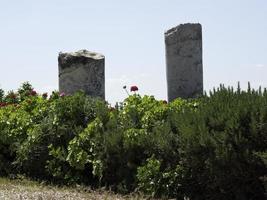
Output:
[0,83,266,199]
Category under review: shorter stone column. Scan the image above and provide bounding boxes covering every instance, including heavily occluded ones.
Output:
[58,49,105,99]
[165,23,203,101]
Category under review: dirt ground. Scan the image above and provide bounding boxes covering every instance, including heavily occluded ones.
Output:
[0,178,146,200]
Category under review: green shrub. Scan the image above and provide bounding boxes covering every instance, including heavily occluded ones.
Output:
[169,85,267,200]
[0,88,4,102]
[0,103,34,175]
[93,95,183,192]
[17,92,108,183]
[0,83,266,199]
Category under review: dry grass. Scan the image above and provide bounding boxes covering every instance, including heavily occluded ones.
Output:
[0,178,147,200]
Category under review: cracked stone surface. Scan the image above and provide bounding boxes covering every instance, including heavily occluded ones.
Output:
[165,23,203,101]
[58,49,105,99]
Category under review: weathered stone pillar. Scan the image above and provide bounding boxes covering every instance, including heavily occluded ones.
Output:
[58,49,105,99]
[165,23,203,101]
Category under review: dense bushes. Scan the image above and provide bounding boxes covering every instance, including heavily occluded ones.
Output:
[0,82,266,199]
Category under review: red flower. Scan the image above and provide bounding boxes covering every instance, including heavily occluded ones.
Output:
[42,93,48,99]
[60,92,65,97]
[130,86,138,92]
[0,102,7,107]
[30,90,37,96]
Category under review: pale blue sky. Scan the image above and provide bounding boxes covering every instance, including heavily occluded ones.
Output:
[0,0,267,104]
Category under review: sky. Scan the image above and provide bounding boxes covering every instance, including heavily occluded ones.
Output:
[0,0,267,104]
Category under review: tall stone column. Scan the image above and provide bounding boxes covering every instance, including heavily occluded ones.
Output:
[165,23,203,101]
[58,49,105,99]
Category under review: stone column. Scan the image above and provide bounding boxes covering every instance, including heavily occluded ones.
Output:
[58,49,105,99]
[165,23,203,101]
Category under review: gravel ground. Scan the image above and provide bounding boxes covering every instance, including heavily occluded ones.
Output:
[0,178,146,200]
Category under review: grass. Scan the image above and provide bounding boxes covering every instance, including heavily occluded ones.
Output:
[0,177,149,200]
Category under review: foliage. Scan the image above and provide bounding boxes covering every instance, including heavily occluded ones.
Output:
[0,83,266,199]
[167,85,267,200]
